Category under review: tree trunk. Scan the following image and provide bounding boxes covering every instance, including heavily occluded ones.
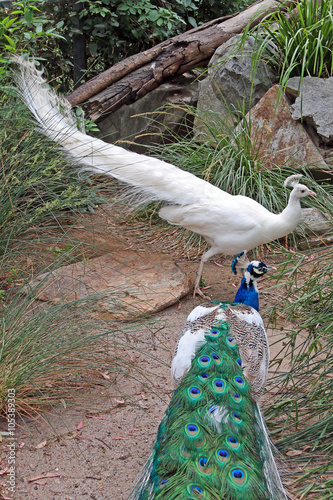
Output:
[67,0,297,121]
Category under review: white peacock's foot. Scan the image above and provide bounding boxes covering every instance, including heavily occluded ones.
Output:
[193,286,211,300]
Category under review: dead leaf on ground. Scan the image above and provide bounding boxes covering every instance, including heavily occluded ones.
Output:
[76,421,83,432]
[35,440,47,449]
[286,449,303,457]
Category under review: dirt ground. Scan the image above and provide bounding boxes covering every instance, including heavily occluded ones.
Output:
[0,205,298,500]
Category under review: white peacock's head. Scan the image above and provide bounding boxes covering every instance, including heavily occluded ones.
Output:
[293,183,316,198]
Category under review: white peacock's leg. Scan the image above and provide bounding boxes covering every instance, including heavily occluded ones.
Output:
[193,248,219,298]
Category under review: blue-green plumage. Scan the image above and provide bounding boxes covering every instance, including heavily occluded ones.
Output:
[130,255,286,500]
[135,319,269,500]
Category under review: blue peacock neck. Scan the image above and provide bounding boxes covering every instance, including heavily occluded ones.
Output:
[233,272,259,311]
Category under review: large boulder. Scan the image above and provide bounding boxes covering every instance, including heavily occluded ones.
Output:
[25,251,192,321]
[246,85,329,173]
[207,35,277,118]
[287,76,333,145]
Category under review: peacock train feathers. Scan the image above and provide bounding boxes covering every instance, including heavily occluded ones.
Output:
[130,253,287,500]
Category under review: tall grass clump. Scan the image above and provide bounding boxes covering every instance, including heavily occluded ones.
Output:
[261,182,333,497]
[254,0,333,87]
[0,82,104,258]
[0,281,167,417]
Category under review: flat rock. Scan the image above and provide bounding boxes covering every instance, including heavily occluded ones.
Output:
[25,251,192,320]
[287,76,333,144]
[247,85,328,171]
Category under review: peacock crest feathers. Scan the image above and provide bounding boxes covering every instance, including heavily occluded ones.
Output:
[134,312,272,500]
[283,174,304,188]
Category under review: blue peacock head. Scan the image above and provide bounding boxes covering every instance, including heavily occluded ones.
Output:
[231,250,275,277]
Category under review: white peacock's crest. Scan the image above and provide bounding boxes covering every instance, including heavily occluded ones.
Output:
[284,174,304,188]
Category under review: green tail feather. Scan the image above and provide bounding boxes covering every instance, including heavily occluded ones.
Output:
[131,316,283,500]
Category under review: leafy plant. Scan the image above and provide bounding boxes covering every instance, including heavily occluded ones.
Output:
[1,0,253,89]
[0,0,62,76]
[258,0,333,82]
[0,276,167,416]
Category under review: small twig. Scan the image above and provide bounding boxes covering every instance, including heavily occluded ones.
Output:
[95,437,113,450]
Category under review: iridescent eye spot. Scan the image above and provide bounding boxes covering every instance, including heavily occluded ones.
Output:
[231,412,242,423]
[162,450,168,456]
[190,387,201,396]
[210,329,219,336]
[200,373,209,379]
[186,423,200,438]
[227,337,236,346]
[230,468,247,486]
[208,405,218,414]
[199,356,211,368]
[160,434,167,442]
[213,379,226,393]
[188,388,202,401]
[232,392,242,403]
[235,377,244,384]
[197,456,213,474]
[216,448,230,464]
[212,354,220,360]
[181,445,191,458]
[159,479,168,488]
[237,358,242,367]
[193,436,206,448]
[227,436,240,450]
[189,484,204,497]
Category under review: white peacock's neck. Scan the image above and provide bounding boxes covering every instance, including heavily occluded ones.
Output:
[280,189,302,220]
[262,188,302,242]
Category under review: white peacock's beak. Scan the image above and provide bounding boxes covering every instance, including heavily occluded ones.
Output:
[308,190,316,196]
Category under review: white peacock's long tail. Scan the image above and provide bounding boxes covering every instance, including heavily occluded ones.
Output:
[11,55,232,207]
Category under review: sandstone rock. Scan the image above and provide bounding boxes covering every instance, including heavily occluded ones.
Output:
[247,85,329,172]
[287,76,333,145]
[26,251,192,320]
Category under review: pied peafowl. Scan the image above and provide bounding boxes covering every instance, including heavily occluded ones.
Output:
[12,56,315,297]
[129,251,287,500]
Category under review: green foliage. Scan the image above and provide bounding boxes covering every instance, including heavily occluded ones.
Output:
[0,0,62,76]
[258,0,333,81]
[0,279,164,416]
[1,0,252,88]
